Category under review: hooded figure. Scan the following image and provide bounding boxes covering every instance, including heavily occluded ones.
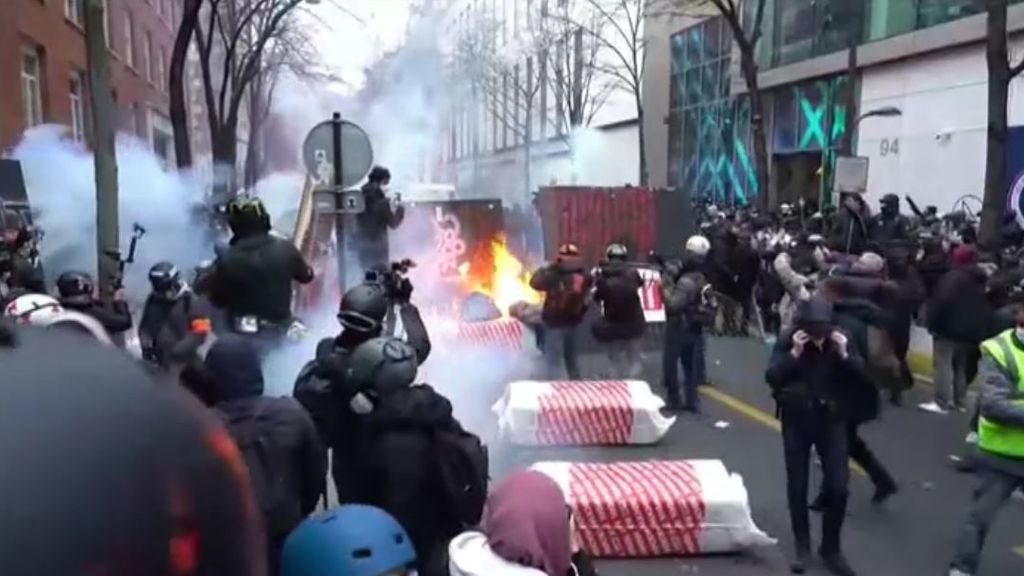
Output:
[206,336,327,573]
[448,470,597,576]
[872,194,911,244]
[354,166,405,272]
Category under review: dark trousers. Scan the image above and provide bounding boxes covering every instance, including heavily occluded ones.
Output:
[781,403,850,554]
[662,321,701,410]
[951,466,1024,574]
[848,422,895,491]
[543,325,581,380]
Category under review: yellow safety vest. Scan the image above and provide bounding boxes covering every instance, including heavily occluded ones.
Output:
[978,330,1024,459]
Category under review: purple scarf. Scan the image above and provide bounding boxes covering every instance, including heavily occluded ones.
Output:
[483,471,572,576]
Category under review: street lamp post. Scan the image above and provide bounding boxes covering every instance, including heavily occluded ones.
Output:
[856,106,903,125]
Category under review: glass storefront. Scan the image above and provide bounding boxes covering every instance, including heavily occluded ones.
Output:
[752,0,1024,69]
[668,17,758,206]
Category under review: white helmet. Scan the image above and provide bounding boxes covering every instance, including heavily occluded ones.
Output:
[3,294,65,326]
[685,235,711,257]
[38,310,113,346]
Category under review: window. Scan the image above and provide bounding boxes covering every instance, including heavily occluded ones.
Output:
[124,12,135,68]
[21,48,44,128]
[69,72,85,141]
[65,0,83,26]
[143,31,153,83]
[157,46,167,90]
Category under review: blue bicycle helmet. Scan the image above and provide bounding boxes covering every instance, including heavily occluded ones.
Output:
[280,505,416,576]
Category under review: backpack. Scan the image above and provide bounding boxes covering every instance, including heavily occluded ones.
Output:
[221,404,297,537]
[544,271,589,323]
[431,428,490,529]
[293,359,339,446]
[686,273,718,327]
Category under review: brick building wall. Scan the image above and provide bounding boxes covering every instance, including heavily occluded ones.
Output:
[0,0,178,162]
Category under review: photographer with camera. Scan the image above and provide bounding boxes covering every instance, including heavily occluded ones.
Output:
[293,260,431,505]
[355,166,405,273]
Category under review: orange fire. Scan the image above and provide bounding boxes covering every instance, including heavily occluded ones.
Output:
[458,236,541,315]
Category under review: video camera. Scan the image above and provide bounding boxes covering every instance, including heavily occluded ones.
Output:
[365,258,416,301]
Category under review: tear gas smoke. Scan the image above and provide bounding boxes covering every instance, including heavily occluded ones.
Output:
[251,170,306,236]
[8,125,211,300]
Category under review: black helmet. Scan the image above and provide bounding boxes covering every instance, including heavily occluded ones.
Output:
[56,271,95,304]
[605,243,628,260]
[338,283,388,334]
[148,261,182,294]
[345,337,418,397]
[226,196,271,236]
[0,324,265,574]
[881,193,899,206]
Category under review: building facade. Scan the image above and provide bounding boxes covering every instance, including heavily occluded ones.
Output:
[436,0,640,207]
[651,0,1024,212]
[0,0,179,164]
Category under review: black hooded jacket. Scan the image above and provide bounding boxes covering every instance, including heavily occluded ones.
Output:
[138,290,211,369]
[62,299,133,335]
[207,337,327,541]
[355,384,466,576]
[530,256,593,328]
[592,260,646,341]
[765,298,871,415]
[928,266,1005,344]
[210,232,313,324]
[354,182,405,268]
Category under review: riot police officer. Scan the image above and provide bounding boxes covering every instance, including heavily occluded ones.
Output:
[138,262,213,381]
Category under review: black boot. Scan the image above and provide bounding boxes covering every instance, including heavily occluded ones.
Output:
[790,545,811,574]
[872,481,899,506]
[820,550,857,576]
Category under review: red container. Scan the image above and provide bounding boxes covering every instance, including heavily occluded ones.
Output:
[538,186,658,266]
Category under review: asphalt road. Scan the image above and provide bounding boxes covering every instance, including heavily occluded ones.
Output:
[476,336,1024,576]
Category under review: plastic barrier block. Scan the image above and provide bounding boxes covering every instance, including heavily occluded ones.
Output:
[494,380,675,446]
[456,318,525,349]
[531,460,775,558]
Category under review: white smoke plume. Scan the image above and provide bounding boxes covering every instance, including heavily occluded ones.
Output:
[8,125,211,300]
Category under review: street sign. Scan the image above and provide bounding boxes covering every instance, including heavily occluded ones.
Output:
[833,155,870,195]
[313,188,366,214]
[302,118,373,189]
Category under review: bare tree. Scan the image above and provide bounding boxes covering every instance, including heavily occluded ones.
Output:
[654,0,769,199]
[170,0,203,169]
[570,0,648,185]
[186,0,309,195]
[981,0,1024,248]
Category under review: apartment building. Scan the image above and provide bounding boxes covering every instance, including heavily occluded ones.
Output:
[647,0,1024,212]
[0,0,179,163]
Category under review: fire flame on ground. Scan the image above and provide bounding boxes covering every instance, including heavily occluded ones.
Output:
[458,236,541,316]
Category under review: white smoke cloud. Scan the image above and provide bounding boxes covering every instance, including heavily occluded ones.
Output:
[8,125,211,300]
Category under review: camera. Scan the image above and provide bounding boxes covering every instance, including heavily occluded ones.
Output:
[365,258,416,301]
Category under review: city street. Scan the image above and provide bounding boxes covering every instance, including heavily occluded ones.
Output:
[491,337,1024,576]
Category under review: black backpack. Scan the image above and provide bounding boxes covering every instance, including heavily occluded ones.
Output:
[293,359,339,446]
[220,405,297,537]
[684,272,718,327]
[431,428,489,529]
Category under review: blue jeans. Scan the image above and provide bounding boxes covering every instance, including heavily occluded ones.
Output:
[951,467,1024,574]
[543,325,580,380]
[662,321,701,410]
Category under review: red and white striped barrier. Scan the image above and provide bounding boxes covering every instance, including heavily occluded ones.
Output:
[531,460,774,558]
[494,380,674,446]
[454,318,527,350]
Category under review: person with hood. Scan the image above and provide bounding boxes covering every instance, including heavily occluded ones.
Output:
[293,281,431,505]
[592,243,646,378]
[765,296,870,576]
[0,324,267,576]
[948,305,1024,576]
[884,249,926,405]
[661,235,715,412]
[871,194,911,244]
[138,261,214,380]
[346,337,486,576]
[530,243,592,380]
[925,245,1007,414]
[828,193,871,255]
[206,335,327,573]
[281,505,418,576]
[210,196,314,333]
[448,470,598,576]
[355,166,405,273]
[56,270,133,338]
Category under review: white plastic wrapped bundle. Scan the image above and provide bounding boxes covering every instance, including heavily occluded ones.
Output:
[531,460,776,558]
[493,380,675,446]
